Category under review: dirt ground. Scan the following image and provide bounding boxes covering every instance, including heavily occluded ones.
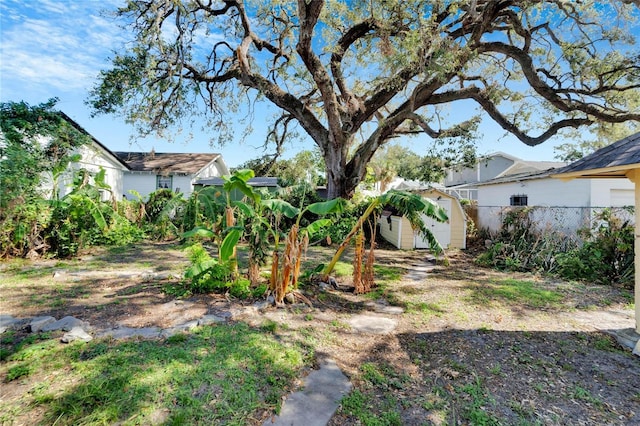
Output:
[1,241,639,425]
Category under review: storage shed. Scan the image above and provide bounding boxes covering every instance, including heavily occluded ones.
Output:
[378,188,467,250]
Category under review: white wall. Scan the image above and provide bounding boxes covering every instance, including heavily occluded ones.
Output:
[57,143,126,200]
[477,178,590,232]
[477,177,636,233]
[195,159,227,180]
[591,178,634,207]
[123,173,157,200]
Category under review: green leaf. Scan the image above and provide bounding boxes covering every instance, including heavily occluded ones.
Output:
[183,226,215,239]
[263,199,299,218]
[306,198,347,215]
[220,229,241,261]
[305,219,332,237]
[184,258,219,279]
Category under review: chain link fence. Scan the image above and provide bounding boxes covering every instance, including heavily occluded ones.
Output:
[472,205,635,239]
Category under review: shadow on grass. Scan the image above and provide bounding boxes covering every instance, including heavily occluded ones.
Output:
[1,323,311,426]
[334,329,640,426]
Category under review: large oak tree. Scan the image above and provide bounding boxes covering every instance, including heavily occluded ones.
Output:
[89,0,640,199]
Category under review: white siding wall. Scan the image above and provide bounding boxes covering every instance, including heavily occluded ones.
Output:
[476,178,591,232]
[123,174,157,200]
[590,178,634,207]
[58,144,126,200]
[477,177,636,233]
[195,160,226,180]
[173,175,193,197]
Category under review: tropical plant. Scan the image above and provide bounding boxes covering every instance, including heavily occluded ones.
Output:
[322,190,448,282]
[144,188,186,240]
[556,208,634,287]
[0,99,91,258]
[268,197,347,305]
[47,169,143,257]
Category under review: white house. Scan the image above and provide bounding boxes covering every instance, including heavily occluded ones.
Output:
[48,113,129,200]
[115,151,230,200]
[444,152,565,200]
[475,167,635,233]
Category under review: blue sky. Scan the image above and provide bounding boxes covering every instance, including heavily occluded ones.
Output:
[0,0,602,168]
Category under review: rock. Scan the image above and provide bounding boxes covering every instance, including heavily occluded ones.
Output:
[253,300,272,311]
[347,314,398,334]
[198,315,226,326]
[61,327,93,343]
[29,316,57,332]
[263,359,352,426]
[328,277,338,289]
[98,326,162,340]
[634,339,640,357]
[0,315,29,334]
[41,316,88,332]
[161,320,200,338]
[284,293,296,304]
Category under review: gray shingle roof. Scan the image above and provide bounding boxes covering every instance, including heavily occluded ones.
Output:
[115,152,221,174]
[552,132,640,178]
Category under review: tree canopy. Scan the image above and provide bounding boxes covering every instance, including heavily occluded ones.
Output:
[0,99,90,208]
[89,0,640,199]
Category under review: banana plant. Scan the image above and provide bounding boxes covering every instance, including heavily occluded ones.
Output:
[321,190,448,281]
[183,169,257,278]
[267,196,347,304]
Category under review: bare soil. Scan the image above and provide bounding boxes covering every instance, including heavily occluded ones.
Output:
[1,241,639,425]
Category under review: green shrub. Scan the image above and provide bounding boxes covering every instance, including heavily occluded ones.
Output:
[556,208,634,287]
[180,243,234,295]
[478,207,634,287]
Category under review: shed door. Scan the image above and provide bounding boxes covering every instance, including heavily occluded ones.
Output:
[415,199,451,249]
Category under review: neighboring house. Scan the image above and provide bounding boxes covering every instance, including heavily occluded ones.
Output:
[379,188,467,250]
[444,152,565,200]
[51,113,129,200]
[194,177,280,201]
[475,167,635,233]
[116,152,230,199]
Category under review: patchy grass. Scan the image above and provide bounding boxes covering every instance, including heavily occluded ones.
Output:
[0,323,308,425]
[465,278,565,308]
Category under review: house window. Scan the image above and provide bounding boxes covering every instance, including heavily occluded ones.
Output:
[510,194,528,206]
[157,175,173,190]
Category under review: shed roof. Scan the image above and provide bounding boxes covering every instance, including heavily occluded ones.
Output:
[115,151,221,175]
[551,132,640,179]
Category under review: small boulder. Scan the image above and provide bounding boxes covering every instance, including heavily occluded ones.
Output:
[61,327,93,343]
[42,316,88,332]
[29,316,57,333]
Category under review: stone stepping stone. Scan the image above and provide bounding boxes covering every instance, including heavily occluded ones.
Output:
[61,327,93,343]
[41,316,89,332]
[347,314,397,334]
[0,315,29,333]
[29,316,57,332]
[263,359,352,426]
[98,326,162,340]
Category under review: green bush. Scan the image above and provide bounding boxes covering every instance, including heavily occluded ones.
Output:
[478,207,634,287]
[179,243,235,296]
[0,200,51,258]
[556,208,634,287]
[144,189,186,240]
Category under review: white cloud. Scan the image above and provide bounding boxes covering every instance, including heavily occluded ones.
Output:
[0,0,126,98]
